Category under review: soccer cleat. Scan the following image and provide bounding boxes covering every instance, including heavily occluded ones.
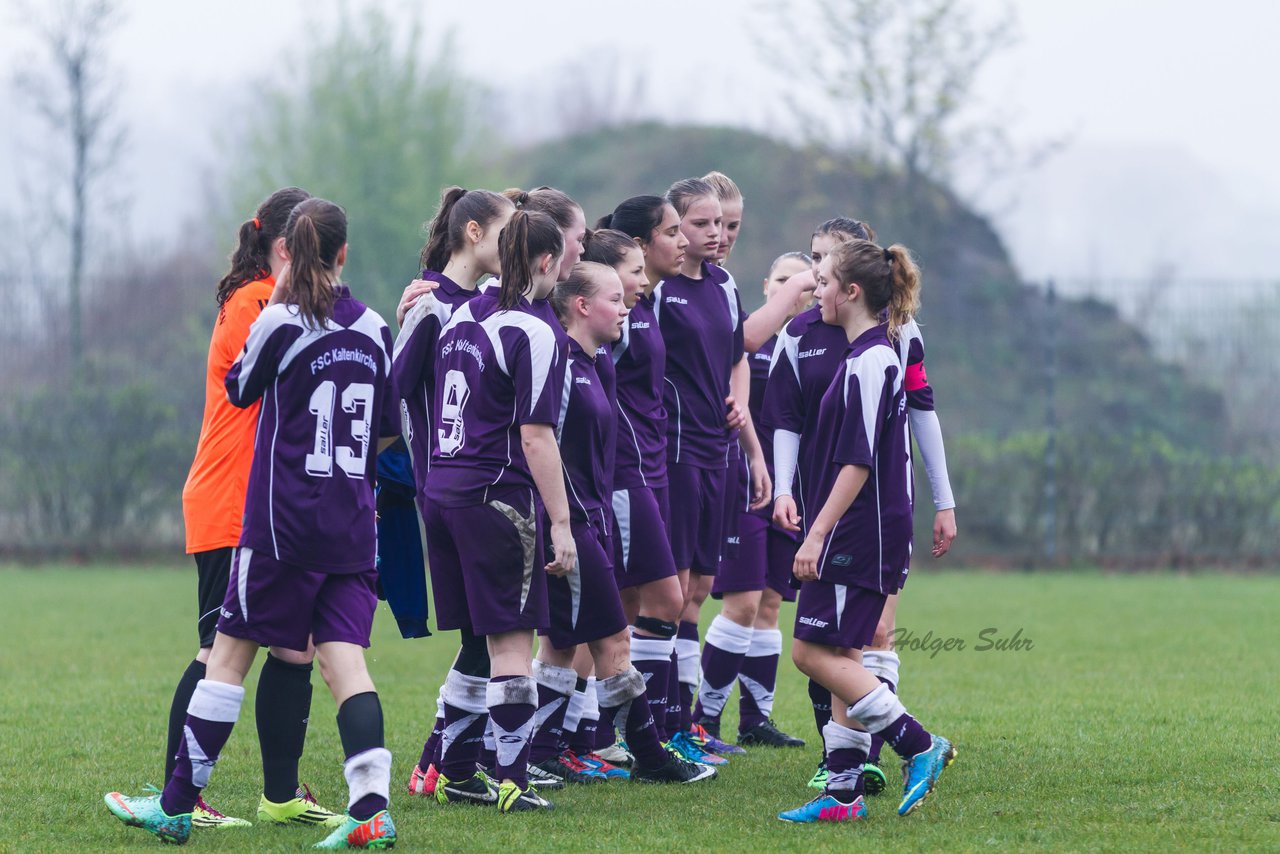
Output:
[631,751,717,784]
[863,763,886,796]
[594,740,635,768]
[313,810,396,849]
[497,780,554,813]
[193,796,252,828]
[667,730,728,766]
[898,735,956,816]
[689,721,746,756]
[579,752,631,779]
[807,759,829,790]
[258,783,344,827]
[556,750,608,783]
[104,791,192,844]
[738,719,806,748]
[406,763,439,797]
[434,771,498,806]
[778,793,867,823]
[527,760,569,789]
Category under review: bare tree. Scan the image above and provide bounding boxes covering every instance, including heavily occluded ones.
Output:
[758,0,1048,215]
[12,0,126,368]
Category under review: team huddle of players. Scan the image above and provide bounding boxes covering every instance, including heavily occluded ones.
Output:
[104,172,958,847]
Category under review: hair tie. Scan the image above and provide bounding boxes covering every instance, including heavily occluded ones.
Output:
[883,247,893,263]
[252,217,261,230]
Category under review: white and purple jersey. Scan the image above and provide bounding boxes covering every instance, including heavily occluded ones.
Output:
[391,271,478,498]
[801,325,911,592]
[897,318,934,412]
[762,306,848,521]
[653,261,744,469]
[556,339,616,532]
[611,293,668,489]
[226,287,398,573]
[423,292,568,508]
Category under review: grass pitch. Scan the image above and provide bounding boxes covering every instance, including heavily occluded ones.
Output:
[1,566,1277,852]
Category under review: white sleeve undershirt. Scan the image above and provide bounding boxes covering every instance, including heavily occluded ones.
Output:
[772,429,801,499]
[908,408,955,511]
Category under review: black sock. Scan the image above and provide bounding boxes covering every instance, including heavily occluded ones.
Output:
[165,659,206,781]
[256,654,314,803]
[337,691,385,758]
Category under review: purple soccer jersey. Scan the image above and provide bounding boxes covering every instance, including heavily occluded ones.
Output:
[746,335,777,519]
[653,261,744,470]
[556,339,617,531]
[611,293,668,489]
[391,271,479,497]
[761,307,849,523]
[225,287,398,572]
[800,325,912,593]
[423,292,568,508]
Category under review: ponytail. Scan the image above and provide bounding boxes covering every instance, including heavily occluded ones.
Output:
[884,245,921,338]
[497,209,563,310]
[284,198,347,329]
[505,186,580,230]
[595,213,614,230]
[827,239,920,340]
[216,186,311,306]
[419,187,512,273]
[665,178,716,217]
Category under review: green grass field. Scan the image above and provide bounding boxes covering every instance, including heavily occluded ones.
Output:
[1,566,1277,852]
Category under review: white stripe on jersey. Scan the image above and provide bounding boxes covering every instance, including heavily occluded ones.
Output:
[393,291,450,361]
[716,270,740,333]
[842,345,902,455]
[611,490,633,568]
[611,314,631,365]
[441,303,559,418]
[236,547,253,622]
[774,324,802,383]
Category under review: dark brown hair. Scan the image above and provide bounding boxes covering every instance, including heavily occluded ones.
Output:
[217,187,311,307]
[664,177,716,217]
[597,195,668,244]
[827,239,921,339]
[284,198,347,329]
[582,229,638,267]
[419,187,512,272]
[814,216,877,244]
[497,210,563,310]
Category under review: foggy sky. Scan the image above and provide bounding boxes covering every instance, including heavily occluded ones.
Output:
[1,0,1276,282]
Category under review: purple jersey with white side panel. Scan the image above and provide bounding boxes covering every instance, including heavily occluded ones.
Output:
[799,325,911,593]
[226,287,398,573]
[423,292,568,508]
[391,271,478,497]
[761,307,849,521]
[653,262,744,470]
[611,294,668,489]
[746,335,777,520]
[556,339,616,531]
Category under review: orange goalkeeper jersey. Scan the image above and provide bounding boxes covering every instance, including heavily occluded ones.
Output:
[182,277,274,553]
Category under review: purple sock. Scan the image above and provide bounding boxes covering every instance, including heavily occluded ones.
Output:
[823,721,871,797]
[737,628,782,731]
[595,706,616,752]
[629,632,674,741]
[417,713,444,771]
[694,615,753,721]
[665,650,682,738]
[487,675,537,787]
[808,677,833,743]
[597,669,667,770]
[848,683,933,760]
[528,662,577,763]
[438,670,488,780]
[161,680,244,816]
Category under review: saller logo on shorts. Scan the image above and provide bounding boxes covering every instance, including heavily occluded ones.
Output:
[798,616,829,628]
[831,554,853,566]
